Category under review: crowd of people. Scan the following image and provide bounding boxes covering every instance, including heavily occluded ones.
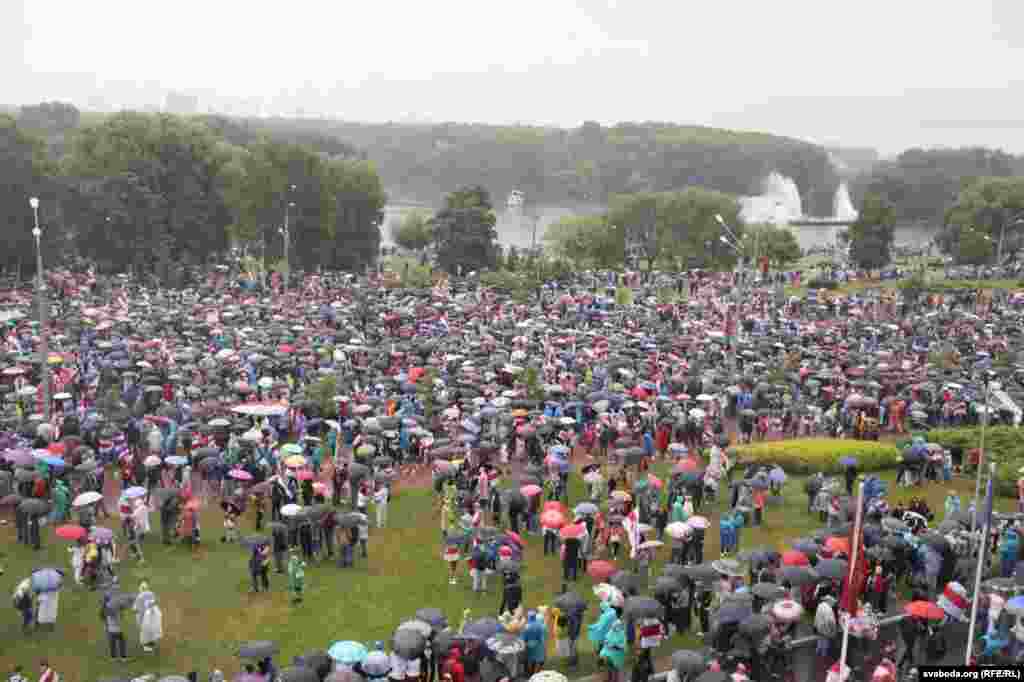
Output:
[2,260,1024,682]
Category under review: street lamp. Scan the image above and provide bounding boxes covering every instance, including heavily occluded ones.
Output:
[29,197,50,422]
[280,200,295,294]
[971,372,994,537]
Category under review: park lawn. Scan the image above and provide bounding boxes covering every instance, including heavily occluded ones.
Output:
[0,462,1013,680]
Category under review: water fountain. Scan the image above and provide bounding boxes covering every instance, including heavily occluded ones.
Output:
[739,172,804,224]
[832,182,859,221]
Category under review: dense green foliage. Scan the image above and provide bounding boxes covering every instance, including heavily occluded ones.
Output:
[286,120,841,215]
[735,438,901,474]
[391,209,434,252]
[431,185,499,274]
[610,188,744,270]
[848,193,896,269]
[543,214,624,267]
[942,176,1024,264]
[741,223,802,268]
[925,427,1022,496]
[850,147,1024,225]
[0,108,387,276]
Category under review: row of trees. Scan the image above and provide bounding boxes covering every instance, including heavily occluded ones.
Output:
[2,106,387,278]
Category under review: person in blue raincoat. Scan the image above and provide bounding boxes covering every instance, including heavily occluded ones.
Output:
[599,614,627,682]
[162,419,178,459]
[587,601,616,650]
[999,527,1020,578]
[522,610,548,676]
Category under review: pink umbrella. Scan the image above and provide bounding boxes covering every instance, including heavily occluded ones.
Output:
[229,469,253,481]
[296,470,315,481]
[520,484,542,497]
[541,510,566,528]
[646,475,663,489]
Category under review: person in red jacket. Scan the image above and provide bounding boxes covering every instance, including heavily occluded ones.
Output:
[443,648,465,682]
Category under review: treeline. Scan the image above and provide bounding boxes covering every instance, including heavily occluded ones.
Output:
[227,118,843,216]
[3,103,387,279]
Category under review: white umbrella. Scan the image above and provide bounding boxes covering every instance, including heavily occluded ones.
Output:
[73,491,104,508]
[281,503,303,517]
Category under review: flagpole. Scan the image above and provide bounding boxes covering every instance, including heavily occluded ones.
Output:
[965,461,996,665]
[838,480,865,677]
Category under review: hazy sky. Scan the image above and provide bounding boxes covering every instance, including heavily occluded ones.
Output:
[8,0,1024,154]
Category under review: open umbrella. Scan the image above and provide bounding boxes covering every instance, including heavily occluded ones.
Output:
[587,560,617,581]
[415,608,448,630]
[72,491,103,507]
[815,559,849,580]
[623,596,663,619]
[393,627,427,659]
[904,601,945,621]
[772,599,805,623]
[464,617,502,640]
[278,667,318,682]
[55,524,86,541]
[529,672,567,682]
[327,641,368,665]
[553,591,586,616]
[672,650,706,676]
[30,568,64,592]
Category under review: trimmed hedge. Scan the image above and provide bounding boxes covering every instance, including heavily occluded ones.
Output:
[734,438,901,475]
[925,427,1021,496]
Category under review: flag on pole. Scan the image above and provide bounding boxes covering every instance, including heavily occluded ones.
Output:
[840,484,868,615]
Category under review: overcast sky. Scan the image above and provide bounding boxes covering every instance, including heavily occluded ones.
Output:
[7,0,1024,154]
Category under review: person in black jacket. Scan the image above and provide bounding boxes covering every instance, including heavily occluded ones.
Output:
[498,571,522,615]
[563,537,580,581]
[250,543,271,592]
[272,527,288,574]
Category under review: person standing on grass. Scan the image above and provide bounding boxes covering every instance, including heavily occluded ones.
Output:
[288,548,306,604]
[101,592,128,662]
[13,578,34,634]
[374,483,389,529]
[133,581,163,653]
[36,662,57,682]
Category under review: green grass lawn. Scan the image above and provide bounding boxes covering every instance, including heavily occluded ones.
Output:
[0,462,1013,680]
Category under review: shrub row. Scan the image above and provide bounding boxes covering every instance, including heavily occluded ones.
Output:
[734,438,901,475]
[923,427,1020,497]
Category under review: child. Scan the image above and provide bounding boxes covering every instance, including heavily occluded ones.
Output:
[252,494,265,531]
[222,511,238,543]
[287,548,306,605]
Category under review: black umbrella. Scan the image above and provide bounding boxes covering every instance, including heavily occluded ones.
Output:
[751,583,785,600]
[653,576,681,597]
[393,627,427,659]
[684,564,720,583]
[294,652,332,680]
[19,498,49,517]
[623,596,663,619]
[815,559,849,580]
[553,591,587,616]
[672,650,707,676]
[278,666,318,682]
[242,535,272,549]
[415,608,448,630]
[610,570,641,594]
[239,640,279,658]
[779,566,817,586]
[104,591,137,611]
[336,512,366,529]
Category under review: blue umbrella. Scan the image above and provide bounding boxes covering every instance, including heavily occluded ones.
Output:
[165,456,188,466]
[768,467,786,484]
[31,567,64,593]
[550,445,569,457]
[327,640,368,665]
[839,457,858,467]
[123,486,148,499]
[717,603,752,625]
[41,456,66,469]
[464,617,502,640]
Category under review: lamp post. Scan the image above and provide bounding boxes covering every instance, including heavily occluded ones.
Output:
[29,197,50,422]
[971,373,993,536]
[279,200,295,295]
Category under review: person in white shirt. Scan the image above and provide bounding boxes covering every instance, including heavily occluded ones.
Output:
[373,485,389,528]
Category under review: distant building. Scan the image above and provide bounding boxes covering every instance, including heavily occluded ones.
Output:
[164,91,199,115]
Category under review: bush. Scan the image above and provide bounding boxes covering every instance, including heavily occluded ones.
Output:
[925,427,1020,496]
[734,438,901,475]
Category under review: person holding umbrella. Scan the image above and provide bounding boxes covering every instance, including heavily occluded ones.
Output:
[133,581,163,653]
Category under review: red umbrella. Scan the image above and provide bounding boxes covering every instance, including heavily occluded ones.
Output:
[560,523,586,540]
[48,442,66,455]
[541,510,566,529]
[782,550,810,567]
[55,524,86,541]
[587,560,617,581]
[278,344,295,354]
[904,601,945,621]
[520,484,542,497]
[824,536,850,556]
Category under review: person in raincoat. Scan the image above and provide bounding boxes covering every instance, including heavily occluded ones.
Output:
[51,480,69,523]
[999,527,1020,578]
[670,496,687,525]
[587,600,617,651]
[944,491,961,521]
[522,609,548,676]
[133,581,163,653]
[599,614,627,682]
[288,548,306,604]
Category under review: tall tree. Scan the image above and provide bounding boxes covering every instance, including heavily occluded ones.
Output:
[326,159,387,272]
[741,224,802,269]
[392,209,434,252]
[943,176,1024,264]
[848,193,896,269]
[544,214,624,268]
[432,185,499,274]
[63,112,236,273]
[0,114,59,274]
